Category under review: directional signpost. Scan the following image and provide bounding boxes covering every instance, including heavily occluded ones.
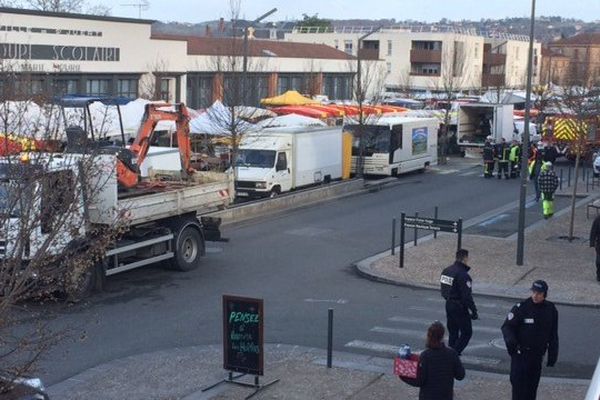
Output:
[399,213,463,269]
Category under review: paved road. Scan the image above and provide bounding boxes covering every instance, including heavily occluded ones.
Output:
[23,163,599,385]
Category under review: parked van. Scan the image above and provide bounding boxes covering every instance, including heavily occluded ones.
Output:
[344,116,439,176]
[235,127,344,198]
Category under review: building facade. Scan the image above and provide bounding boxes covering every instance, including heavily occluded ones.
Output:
[546,32,600,85]
[285,26,542,93]
[0,7,359,107]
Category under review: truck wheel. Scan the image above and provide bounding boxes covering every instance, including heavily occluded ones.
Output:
[66,261,105,303]
[269,186,281,198]
[169,225,204,271]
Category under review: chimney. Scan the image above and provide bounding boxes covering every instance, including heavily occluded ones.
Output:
[218,17,225,33]
[205,25,212,37]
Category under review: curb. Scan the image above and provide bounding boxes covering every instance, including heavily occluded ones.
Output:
[353,190,600,309]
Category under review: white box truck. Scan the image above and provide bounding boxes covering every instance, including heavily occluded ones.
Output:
[344,116,439,176]
[235,127,343,198]
[457,103,516,147]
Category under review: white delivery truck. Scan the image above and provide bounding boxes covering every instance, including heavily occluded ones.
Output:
[457,103,515,147]
[235,127,343,198]
[344,116,439,176]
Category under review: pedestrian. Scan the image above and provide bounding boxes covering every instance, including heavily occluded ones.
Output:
[400,321,466,400]
[528,143,542,201]
[509,140,521,178]
[483,137,495,178]
[496,138,511,179]
[538,162,559,219]
[439,249,478,356]
[589,214,600,281]
[501,280,559,400]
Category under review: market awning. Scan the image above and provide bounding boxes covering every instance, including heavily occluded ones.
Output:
[261,90,319,106]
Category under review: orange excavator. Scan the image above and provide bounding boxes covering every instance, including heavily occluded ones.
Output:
[118,102,195,188]
[57,96,195,189]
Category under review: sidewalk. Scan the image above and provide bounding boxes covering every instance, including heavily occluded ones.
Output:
[357,184,600,307]
[48,344,590,400]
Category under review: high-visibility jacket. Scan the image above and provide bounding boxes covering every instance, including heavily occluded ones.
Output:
[509,145,520,163]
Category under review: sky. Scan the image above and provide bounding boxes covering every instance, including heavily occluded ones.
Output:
[100,0,600,23]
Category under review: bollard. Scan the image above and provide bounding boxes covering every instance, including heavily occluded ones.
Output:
[568,166,572,187]
[457,219,463,251]
[327,308,333,368]
[588,171,590,192]
[434,206,439,239]
[414,212,418,246]
[583,165,586,183]
[400,213,405,269]
[391,218,396,256]
[560,168,563,191]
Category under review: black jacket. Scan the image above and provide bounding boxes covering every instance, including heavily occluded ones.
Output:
[401,345,465,400]
[496,142,510,161]
[501,297,559,365]
[440,262,477,314]
[483,143,495,162]
[590,215,600,250]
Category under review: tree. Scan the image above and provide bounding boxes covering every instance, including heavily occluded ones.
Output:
[553,65,600,240]
[431,39,474,164]
[296,13,331,29]
[0,63,125,393]
[204,0,265,183]
[350,37,387,178]
[24,0,85,12]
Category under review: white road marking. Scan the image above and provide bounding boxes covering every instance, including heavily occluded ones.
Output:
[386,317,501,335]
[459,171,478,176]
[408,306,504,320]
[304,298,348,304]
[425,297,503,309]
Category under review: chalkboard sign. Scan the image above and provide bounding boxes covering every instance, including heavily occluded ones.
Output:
[223,295,264,376]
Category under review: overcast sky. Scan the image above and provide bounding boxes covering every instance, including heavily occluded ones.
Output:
[101,0,600,23]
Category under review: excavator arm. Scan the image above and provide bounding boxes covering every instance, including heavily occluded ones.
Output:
[119,103,195,188]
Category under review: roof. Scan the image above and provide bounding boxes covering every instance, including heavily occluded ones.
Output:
[0,6,155,24]
[551,32,600,46]
[541,47,568,58]
[151,35,355,60]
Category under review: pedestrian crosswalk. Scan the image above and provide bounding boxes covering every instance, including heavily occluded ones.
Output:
[343,297,509,368]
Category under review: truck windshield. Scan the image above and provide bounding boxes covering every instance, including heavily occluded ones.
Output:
[346,125,391,156]
[236,150,276,168]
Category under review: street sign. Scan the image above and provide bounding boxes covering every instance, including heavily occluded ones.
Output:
[404,216,459,233]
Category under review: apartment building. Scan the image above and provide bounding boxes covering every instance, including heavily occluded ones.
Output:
[0,7,358,107]
[546,32,600,85]
[285,26,542,93]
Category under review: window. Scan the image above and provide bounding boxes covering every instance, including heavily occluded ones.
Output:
[54,79,78,95]
[387,40,393,56]
[159,78,170,102]
[344,40,353,55]
[187,74,213,109]
[276,152,287,171]
[412,41,442,51]
[323,74,353,100]
[40,170,75,234]
[118,79,138,99]
[411,63,441,76]
[386,62,392,74]
[86,79,110,96]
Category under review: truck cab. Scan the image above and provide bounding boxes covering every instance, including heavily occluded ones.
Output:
[235,135,292,198]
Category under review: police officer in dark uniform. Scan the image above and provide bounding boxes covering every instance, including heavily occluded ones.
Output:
[483,138,495,178]
[440,249,478,356]
[501,280,559,400]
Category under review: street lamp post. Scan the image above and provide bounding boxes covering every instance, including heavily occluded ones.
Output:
[356,26,382,178]
[241,8,277,105]
[516,0,537,266]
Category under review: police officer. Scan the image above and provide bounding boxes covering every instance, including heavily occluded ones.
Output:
[483,138,495,178]
[440,249,478,356]
[501,280,559,400]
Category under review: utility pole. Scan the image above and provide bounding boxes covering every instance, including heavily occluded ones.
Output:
[356,26,383,178]
[241,8,277,105]
[516,0,536,266]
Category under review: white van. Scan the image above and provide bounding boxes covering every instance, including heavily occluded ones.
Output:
[235,127,343,198]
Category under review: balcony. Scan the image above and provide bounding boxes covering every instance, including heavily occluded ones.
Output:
[483,52,506,66]
[410,49,442,63]
[482,73,505,87]
[357,48,380,60]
